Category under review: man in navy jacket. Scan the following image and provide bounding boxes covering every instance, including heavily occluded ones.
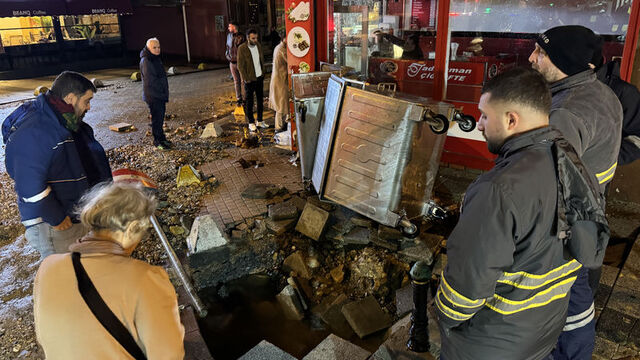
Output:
[140,37,171,149]
[2,71,112,258]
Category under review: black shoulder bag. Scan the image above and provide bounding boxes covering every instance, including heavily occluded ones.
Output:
[71,252,147,360]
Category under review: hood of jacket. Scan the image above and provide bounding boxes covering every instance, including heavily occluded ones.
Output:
[2,94,49,144]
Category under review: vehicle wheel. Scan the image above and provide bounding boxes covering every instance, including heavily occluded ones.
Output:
[458,114,476,132]
[429,114,449,134]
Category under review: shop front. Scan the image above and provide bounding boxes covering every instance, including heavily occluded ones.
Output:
[0,0,132,79]
[289,0,639,170]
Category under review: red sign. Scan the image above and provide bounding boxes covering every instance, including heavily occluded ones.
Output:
[285,0,315,74]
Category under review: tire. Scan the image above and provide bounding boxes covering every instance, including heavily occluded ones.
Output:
[429,114,449,134]
[458,114,476,132]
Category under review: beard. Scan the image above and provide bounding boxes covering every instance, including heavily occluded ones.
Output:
[531,63,561,83]
[483,133,504,154]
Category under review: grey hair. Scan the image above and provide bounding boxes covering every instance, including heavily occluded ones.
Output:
[146,37,160,48]
[76,182,157,232]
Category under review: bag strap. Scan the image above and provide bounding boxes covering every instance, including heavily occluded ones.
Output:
[71,252,147,360]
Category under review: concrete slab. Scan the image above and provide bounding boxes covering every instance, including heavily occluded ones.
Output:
[343,227,371,246]
[319,294,356,340]
[186,214,230,267]
[283,252,312,279]
[606,286,640,319]
[266,218,297,236]
[238,340,296,360]
[269,202,299,221]
[277,285,305,321]
[296,202,330,241]
[302,334,371,360]
[596,308,638,343]
[341,296,392,338]
[396,285,414,317]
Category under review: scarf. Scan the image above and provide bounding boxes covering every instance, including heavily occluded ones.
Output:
[46,92,80,132]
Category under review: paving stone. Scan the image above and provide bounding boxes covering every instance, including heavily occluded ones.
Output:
[330,265,344,283]
[351,217,373,228]
[307,196,335,212]
[371,235,399,251]
[186,214,230,267]
[594,335,619,358]
[601,264,621,287]
[200,122,224,138]
[624,241,640,273]
[286,195,307,212]
[296,202,330,241]
[595,284,613,310]
[269,202,299,221]
[378,225,403,241]
[395,285,414,317]
[617,268,640,294]
[399,241,434,265]
[613,345,640,359]
[283,251,312,279]
[373,312,438,360]
[238,340,296,360]
[629,316,640,350]
[266,218,297,236]
[341,296,392,338]
[241,183,283,199]
[420,233,445,250]
[343,227,371,245]
[596,308,637,343]
[319,294,356,340]
[277,285,305,321]
[302,334,371,360]
[231,229,247,240]
[607,286,640,318]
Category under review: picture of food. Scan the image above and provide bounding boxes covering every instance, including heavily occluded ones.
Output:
[287,27,311,58]
[299,62,310,73]
[286,1,310,23]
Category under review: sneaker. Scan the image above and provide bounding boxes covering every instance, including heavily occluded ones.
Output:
[256,121,269,129]
[156,144,169,150]
[248,123,257,132]
[161,140,173,148]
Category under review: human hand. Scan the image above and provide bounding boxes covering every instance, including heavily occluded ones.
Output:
[53,216,72,231]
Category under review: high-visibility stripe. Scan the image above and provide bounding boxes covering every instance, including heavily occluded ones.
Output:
[565,302,594,323]
[596,162,617,184]
[435,292,474,321]
[440,272,486,308]
[47,176,87,183]
[485,276,576,315]
[22,217,43,227]
[497,260,582,290]
[563,305,595,331]
[52,139,74,150]
[22,186,52,203]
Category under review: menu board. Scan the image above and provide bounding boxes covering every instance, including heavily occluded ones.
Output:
[312,75,345,193]
[284,0,315,73]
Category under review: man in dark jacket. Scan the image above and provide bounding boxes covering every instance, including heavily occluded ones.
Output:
[592,51,640,165]
[237,28,268,132]
[140,37,171,150]
[226,21,244,106]
[2,71,112,258]
[436,68,583,360]
[529,25,623,359]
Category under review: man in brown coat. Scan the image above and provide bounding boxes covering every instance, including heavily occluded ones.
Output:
[237,28,268,132]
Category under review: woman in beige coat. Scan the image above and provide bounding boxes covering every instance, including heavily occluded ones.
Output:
[269,35,290,132]
[33,183,185,359]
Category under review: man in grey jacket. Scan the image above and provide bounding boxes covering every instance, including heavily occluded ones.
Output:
[436,68,581,360]
[529,25,623,359]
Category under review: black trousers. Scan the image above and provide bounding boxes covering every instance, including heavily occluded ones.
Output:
[147,99,167,145]
[243,76,264,124]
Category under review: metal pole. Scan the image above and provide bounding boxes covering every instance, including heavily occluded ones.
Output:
[150,214,207,317]
[407,260,431,352]
[181,2,191,63]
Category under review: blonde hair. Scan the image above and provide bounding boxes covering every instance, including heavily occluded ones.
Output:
[76,182,157,233]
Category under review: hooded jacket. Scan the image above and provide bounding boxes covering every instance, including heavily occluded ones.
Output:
[2,94,111,227]
[549,70,623,193]
[436,127,588,360]
[595,61,640,165]
[139,47,169,103]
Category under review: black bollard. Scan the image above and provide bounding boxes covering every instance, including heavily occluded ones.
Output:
[407,260,432,353]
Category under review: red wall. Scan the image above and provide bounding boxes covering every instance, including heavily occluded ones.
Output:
[121,0,229,62]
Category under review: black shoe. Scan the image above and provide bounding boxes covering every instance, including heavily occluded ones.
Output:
[161,140,173,148]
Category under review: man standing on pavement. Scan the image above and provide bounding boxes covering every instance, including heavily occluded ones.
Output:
[269,33,289,132]
[529,25,623,359]
[436,68,593,360]
[140,37,171,150]
[226,21,244,106]
[237,28,268,132]
[2,71,112,259]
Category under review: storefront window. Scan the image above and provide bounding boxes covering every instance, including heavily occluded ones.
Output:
[0,16,55,47]
[59,14,121,43]
[327,0,439,96]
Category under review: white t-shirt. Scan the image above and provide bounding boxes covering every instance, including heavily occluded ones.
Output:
[248,44,262,78]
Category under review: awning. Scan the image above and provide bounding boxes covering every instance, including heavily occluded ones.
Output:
[0,0,132,18]
[0,0,67,17]
[64,0,133,15]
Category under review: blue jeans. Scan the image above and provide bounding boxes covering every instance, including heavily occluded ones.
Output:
[24,222,87,259]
